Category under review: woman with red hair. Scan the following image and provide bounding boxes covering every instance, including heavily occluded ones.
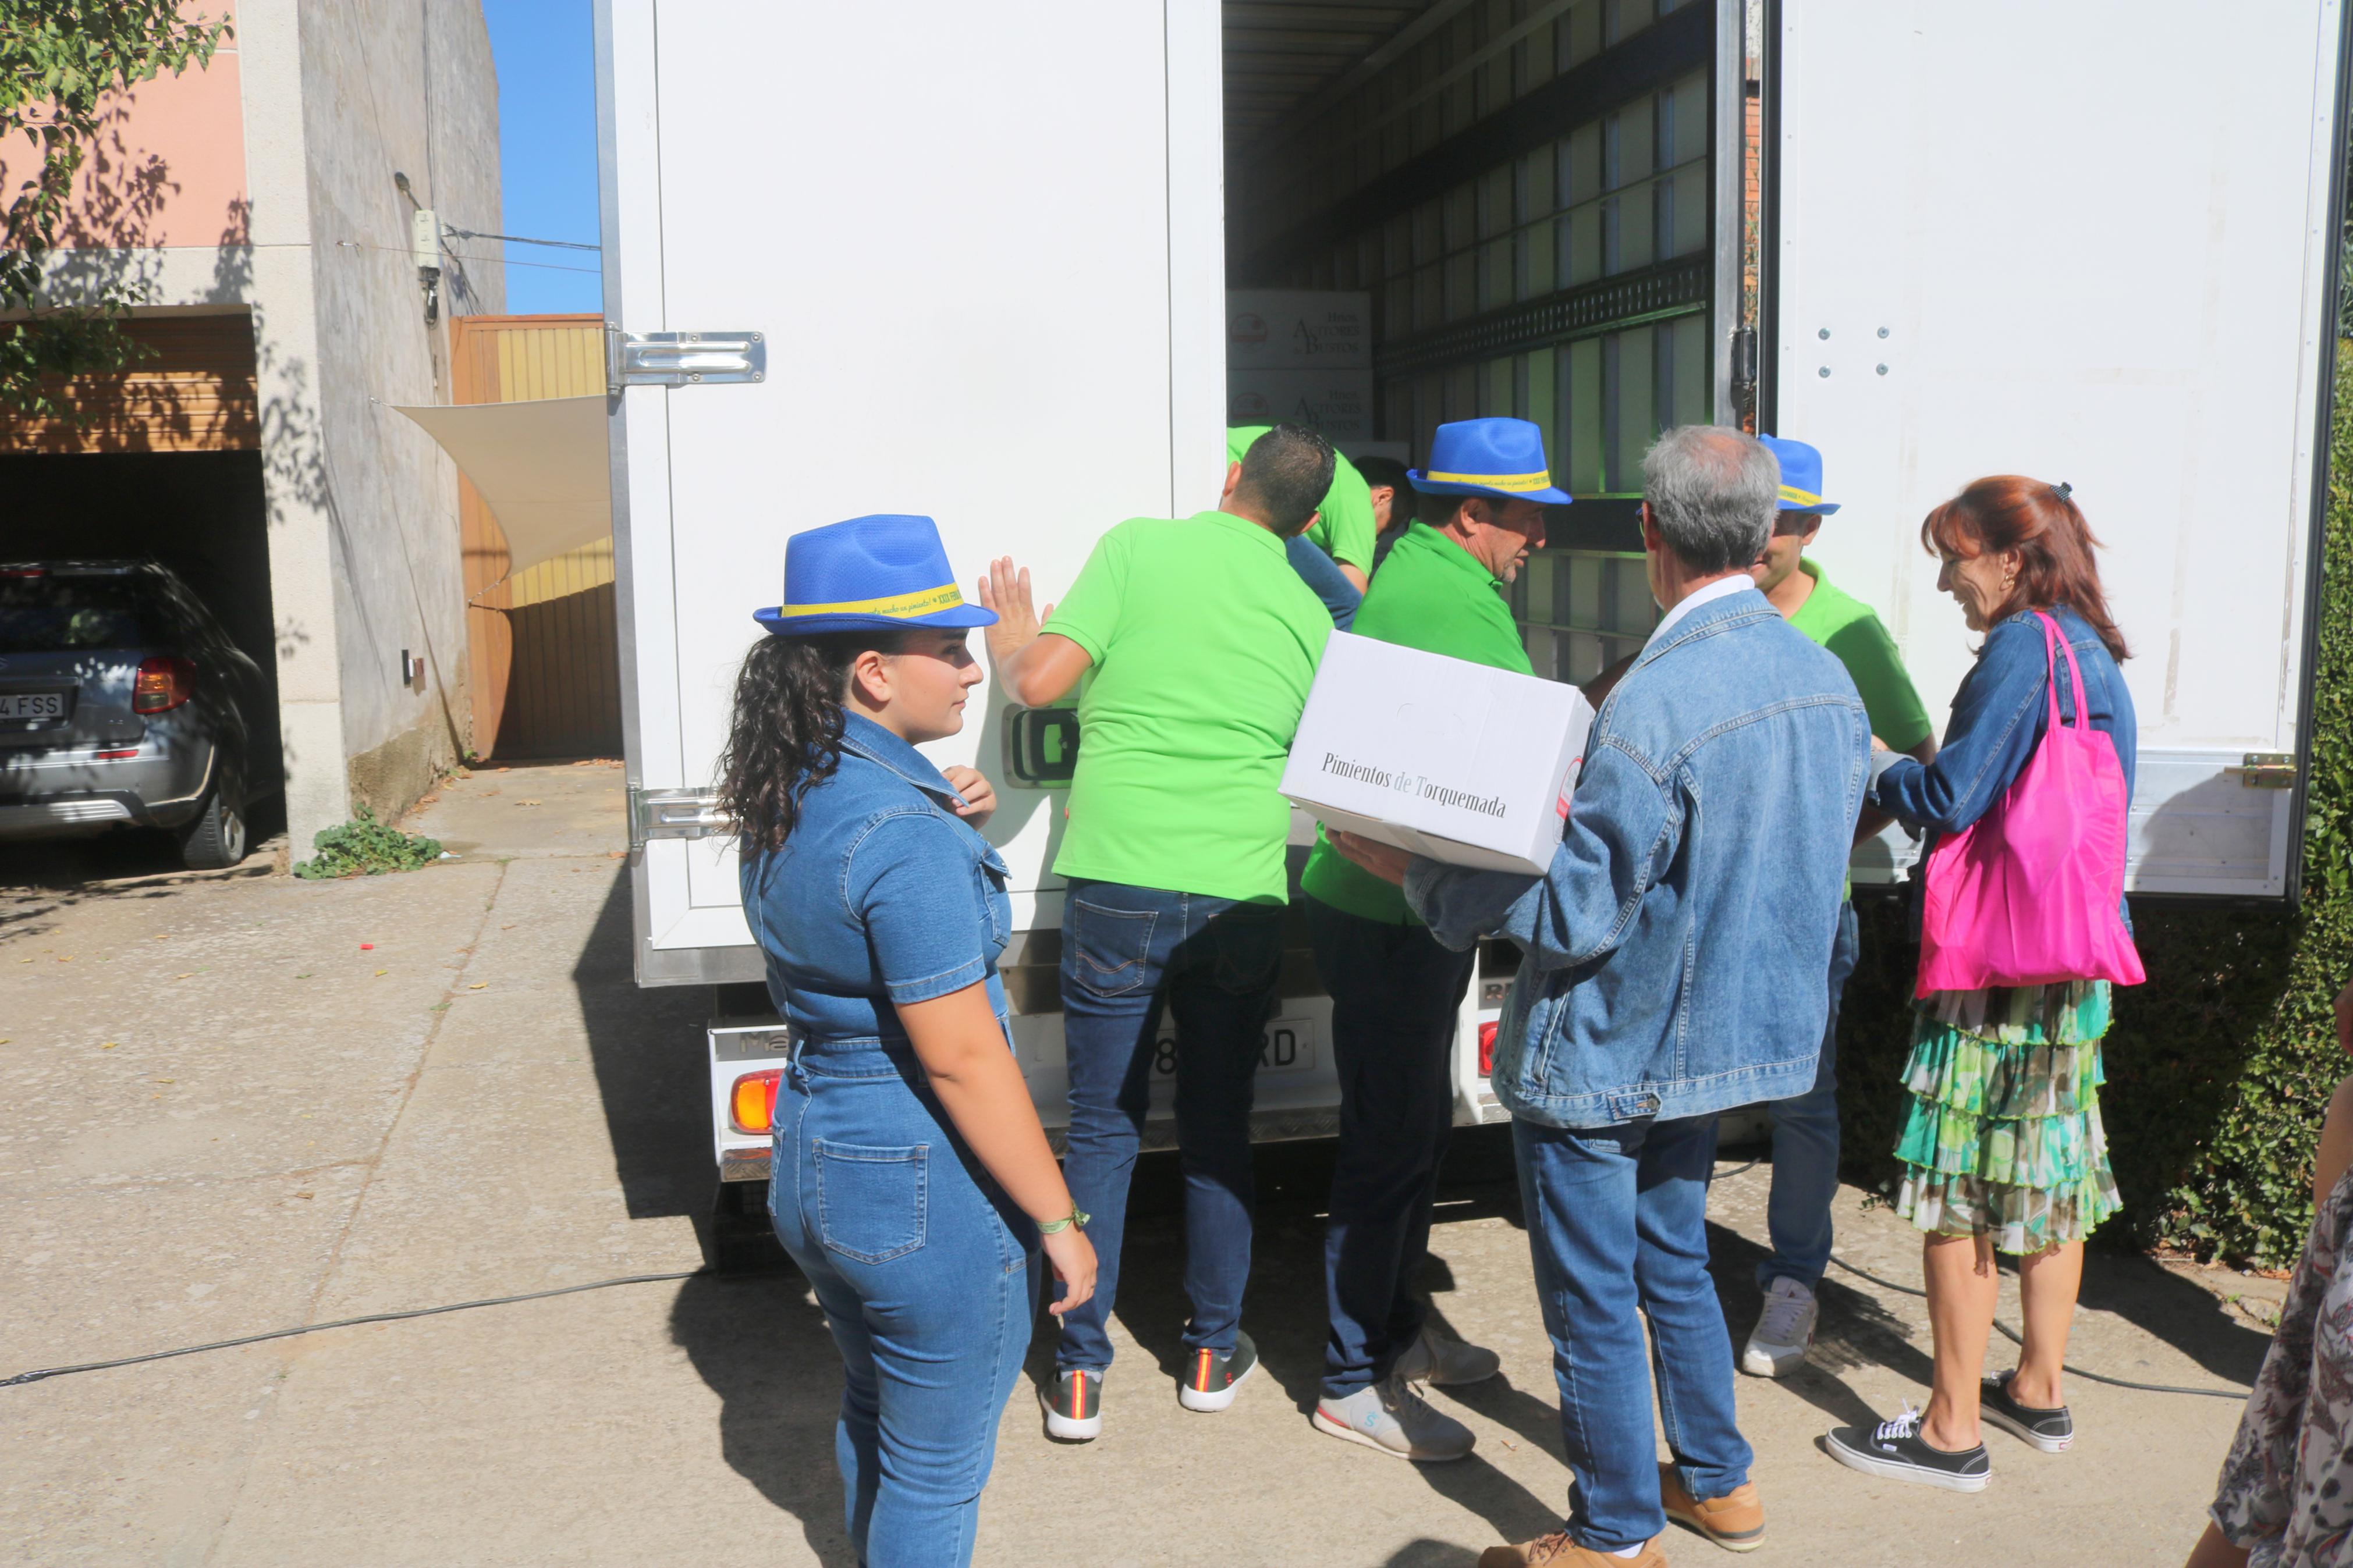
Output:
[1824,477,2138,1494]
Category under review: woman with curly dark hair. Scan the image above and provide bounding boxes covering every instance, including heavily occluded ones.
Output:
[723,514,1094,1566]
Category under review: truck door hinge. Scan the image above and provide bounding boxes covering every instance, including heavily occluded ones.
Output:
[629,786,734,849]
[2240,752,2298,788]
[1730,326,1758,388]
[604,325,766,394]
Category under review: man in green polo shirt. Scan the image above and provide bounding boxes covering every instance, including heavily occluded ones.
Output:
[1298,416,1561,1462]
[982,422,1336,1440]
[1227,425,1376,625]
[1737,434,1940,1383]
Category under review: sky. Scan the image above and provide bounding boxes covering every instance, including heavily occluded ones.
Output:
[481,0,604,315]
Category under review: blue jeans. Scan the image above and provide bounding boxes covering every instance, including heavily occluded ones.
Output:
[1055,879,1286,1372]
[1759,899,1859,1292]
[769,1039,1039,1568]
[1307,897,1476,1398]
[1516,1113,1753,1553]
[1286,534,1361,630]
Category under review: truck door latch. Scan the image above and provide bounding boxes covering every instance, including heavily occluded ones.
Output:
[2240,752,2297,788]
[605,326,766,393]
[629,786,734,849]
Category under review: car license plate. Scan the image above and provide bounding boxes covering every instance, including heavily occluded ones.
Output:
[1150,1017,1318,1079]
[0,692,65,721]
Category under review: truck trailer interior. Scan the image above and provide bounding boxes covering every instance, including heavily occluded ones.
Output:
[1219,0,1741,683]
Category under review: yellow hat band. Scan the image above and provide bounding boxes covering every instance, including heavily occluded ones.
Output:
[776,582,966,619]
[1425,468,1554,494]
[1778,483,1823,506]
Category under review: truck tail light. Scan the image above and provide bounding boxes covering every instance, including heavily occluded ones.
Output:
[729,1069,782,1135]
[133,656,195,714]
[1477,1021,1499,1079]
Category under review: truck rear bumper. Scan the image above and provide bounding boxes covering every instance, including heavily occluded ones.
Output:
[712,1104,1352,1186]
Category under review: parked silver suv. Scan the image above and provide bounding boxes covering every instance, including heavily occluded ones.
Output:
[0,561,274,869]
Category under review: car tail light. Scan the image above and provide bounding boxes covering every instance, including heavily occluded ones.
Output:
[133,655,195,714]
[95,748,139,760]
[729,1069,783,1135]
[1477,1021,1499,1079]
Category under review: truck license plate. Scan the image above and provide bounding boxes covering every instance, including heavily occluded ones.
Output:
[1150,1017,1318,1079]
[0,692,65,720]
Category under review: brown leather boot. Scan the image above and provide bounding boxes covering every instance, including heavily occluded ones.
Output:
[1659,1462,1765,1552]
[1477,1533,1668,1567]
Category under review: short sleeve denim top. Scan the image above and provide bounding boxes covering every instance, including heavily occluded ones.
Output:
[739,710,1012,1048]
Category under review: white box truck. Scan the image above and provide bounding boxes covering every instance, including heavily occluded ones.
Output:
[591,0,2348,1263]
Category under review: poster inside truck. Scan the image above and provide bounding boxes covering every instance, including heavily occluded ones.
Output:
[594,0,2348,1201]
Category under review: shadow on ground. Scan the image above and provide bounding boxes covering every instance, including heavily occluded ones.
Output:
[570,916,2265,1560]
[568,874,854,1560]
[573,874,722,1224]
[1014,1126,1568,1551]
[2064,1255,2272,1389]
[1,805,289,944]
[670,1272,853,1565]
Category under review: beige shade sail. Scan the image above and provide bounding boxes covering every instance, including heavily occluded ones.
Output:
[394,394,611,579]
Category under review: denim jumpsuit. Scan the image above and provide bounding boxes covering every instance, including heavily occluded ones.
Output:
[743,710,1037,1568]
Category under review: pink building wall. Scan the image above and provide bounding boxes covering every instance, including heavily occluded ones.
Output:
[0,4,247,254]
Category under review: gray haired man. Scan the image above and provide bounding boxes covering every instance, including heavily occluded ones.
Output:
[1335,428,1869,1565]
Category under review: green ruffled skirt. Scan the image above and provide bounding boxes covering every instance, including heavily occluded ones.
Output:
[1893,979,2121,1255]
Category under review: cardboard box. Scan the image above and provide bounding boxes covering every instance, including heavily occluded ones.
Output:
[1225,289,1371,372]
[1280,632,1596,876]
[1226,369,1375,446]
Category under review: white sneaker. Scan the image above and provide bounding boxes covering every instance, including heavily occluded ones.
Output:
[1312,1370,1476,1461]
[1741,1277,1818,1378]
[1392,1323,1502,1387]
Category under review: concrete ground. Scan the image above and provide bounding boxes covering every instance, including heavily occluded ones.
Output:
[1,762,2278,1566]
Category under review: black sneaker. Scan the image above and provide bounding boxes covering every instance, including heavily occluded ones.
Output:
[1176,1329,1259,1412]
[1041,1367,1103,1441]
[1826,1405,1992,1492]
[1981,1370,2074,1452]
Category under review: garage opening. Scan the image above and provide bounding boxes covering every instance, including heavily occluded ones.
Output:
[1221,0,1744,685]
[0,312,283,815]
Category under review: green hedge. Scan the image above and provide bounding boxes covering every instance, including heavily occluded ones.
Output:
[1835,347,2353,1268]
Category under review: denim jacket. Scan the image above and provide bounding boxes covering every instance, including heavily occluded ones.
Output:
[740,710,1012,1051]
[1404,586,1871,1129]
[1871,603,2137,842]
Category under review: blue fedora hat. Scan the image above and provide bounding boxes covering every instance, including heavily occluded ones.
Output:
[752,514,998,637]
[1758,435,1841,515]
[1408,417,1571,505]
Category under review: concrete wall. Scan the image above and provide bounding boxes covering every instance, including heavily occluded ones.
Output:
[230,0,345,855]
[296,0,504,817]
[0,2,248,255]
[19,0,503,852]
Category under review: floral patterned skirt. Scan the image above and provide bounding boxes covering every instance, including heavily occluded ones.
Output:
[1893,979,2121,1255]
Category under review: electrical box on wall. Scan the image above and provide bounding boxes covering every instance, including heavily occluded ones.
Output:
[410,208,439,275]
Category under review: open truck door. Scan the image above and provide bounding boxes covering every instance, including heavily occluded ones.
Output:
[597,0,1225,985]
[1767,0,2350,899]
[592,2,1356,1222]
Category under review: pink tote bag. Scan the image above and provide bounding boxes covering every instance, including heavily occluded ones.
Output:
[1915,612,2146,998]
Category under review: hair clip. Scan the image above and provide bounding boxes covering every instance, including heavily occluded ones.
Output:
[2053,481,2074,501]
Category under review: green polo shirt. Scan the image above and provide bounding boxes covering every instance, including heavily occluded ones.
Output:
[1225,425,1377,572]
[1785,557,1934,752]
[1298,522,1535,923]
[1047,509,1333,904]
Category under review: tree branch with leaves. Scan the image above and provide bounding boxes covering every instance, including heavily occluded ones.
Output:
[1,1,232,419]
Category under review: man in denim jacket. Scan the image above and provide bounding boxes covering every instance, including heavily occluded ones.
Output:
[1336,427,1869,1567]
